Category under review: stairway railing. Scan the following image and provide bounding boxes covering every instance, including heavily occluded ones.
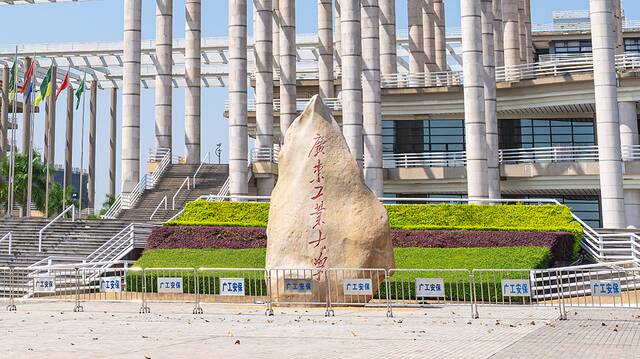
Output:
[0,232,12,255]
[103,148,172,219]
[84,223,157,268]
[149,196,168,221]
[38,204,76,252]
[192,151,211,188]
[172,177,191,210]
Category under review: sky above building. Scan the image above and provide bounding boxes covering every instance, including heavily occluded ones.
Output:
[0,0,637,209]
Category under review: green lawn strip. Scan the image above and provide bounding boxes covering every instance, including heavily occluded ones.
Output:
[129,247,548,301]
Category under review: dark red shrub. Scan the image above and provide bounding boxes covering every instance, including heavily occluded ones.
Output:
[147,226,575,262]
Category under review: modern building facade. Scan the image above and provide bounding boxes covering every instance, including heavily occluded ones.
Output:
[230,0,640,229]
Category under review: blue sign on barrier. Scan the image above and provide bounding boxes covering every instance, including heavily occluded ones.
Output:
[220,278,245,296]
[100,276,122,293]
[343,279,373,295]
[157,277,183,294]
[34,277,55,293]
[415,278,445,297]
[284,279,312,294]
[501,279,530,297]
[591,280,622,297]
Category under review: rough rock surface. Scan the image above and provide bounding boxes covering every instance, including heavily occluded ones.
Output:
[266,95,395,299]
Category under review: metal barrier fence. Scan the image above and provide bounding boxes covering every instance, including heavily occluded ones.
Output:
[3,265,640,320]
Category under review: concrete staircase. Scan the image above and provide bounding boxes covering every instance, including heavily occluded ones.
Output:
[116,164,231,223]
[0,218,132,268]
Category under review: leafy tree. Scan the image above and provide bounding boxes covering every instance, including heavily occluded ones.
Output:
[99,194,116,216]
[0,150,73,217]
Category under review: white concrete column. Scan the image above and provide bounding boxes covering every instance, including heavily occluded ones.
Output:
[379,0,396,76]
[21,57,31,155]
[335,0,342,69]
[613,0,624,55]
[341,0,363,167]
[462,0,488,201]
[229,0,249,197]
[47,66,57,167]
[279,0,296,141]
[482,0,500,199]
[433,0,447,71]
[517,0,526,63]
[155,0,172,152]
[362,0,383,197]
[493,0,504,68]
[0,67,7,157]
[524,0,533,63]
[256,0,275,196]
[122,0,142,193]
[619,101,640,228]
[502,0,520,69]
[185,0,201,164]
[590,0,626,228]
[109,88,117,198]
[273,0,280,70]
[88,81,97,211]
[64,86,73,195]
[423,0,437,73]
[318,0,334,98]
[407,0,424,76]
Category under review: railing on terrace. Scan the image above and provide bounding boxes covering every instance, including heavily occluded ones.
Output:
[382,145,640,168]
[225,98,341,112]
[250,147,280,164]
[381,52,640,89]
[382,151,466,168]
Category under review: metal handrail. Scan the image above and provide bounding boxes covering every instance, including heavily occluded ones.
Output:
[150,196,168,221]
[0,232,12,255]
[38,205,76,253]
[192,151,211,188]
[173,177,191,210]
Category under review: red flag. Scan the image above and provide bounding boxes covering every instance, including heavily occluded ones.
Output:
[55,72,69,101]
[19,61,35,94]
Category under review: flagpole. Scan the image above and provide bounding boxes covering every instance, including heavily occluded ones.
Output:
[7,47,18,218]
[26,54,36,218]
[79,72,86,218]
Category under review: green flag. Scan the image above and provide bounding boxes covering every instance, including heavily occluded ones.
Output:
[74,79,85,110]
[7,62,16,102]
[34,66,52,107]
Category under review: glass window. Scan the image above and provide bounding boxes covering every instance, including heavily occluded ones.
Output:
[499,118,596,149]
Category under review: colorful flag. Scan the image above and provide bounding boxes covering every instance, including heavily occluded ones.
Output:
[7,62,16,102]
[34,66,52,107]
[24,80,33,102]
[20,61,35,94]
[74,78,85,110]
[55,72,69,101]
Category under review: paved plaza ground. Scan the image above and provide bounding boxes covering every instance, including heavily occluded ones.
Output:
[0,301,639,358]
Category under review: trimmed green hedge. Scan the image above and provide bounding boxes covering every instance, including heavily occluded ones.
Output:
[167,201,270,228]
[134,247,551,270]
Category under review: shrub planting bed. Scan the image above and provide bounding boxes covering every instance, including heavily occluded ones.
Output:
[146,226,574,263]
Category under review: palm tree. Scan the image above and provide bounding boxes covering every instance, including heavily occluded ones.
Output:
[0,150,76,217]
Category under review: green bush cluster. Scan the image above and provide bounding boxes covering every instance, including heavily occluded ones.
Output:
[134,247,551,271]
[167,201,270,228]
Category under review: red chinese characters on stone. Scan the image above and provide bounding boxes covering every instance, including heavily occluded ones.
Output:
[308,133,327,158]
[307,133,329,278]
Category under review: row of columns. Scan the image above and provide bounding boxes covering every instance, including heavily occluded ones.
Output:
[123,0,205,196]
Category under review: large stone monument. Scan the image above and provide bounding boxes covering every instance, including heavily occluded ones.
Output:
[266,95,395,300]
